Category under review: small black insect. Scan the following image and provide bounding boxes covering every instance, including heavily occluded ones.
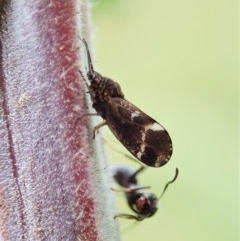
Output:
[79,37,173,167]
[111,165,179,221]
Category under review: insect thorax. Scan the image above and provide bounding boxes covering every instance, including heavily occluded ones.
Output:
[112,166,138,188]
[89,71,124,103]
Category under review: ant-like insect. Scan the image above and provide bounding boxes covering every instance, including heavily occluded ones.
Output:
[111,165,179,221]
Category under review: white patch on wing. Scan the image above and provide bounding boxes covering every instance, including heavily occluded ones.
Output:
[155,162,160,167]
[130,111,140,120]
[155,157,162,167]
[136,151,142,159]
[155,154,169,167]
[136,130,146,159]
[145,122,164,132]
[136,144,145,160]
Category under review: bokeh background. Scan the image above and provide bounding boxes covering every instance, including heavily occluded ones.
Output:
[91,0,238,240]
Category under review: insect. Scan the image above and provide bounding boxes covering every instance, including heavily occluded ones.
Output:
[111,165,179,221]
[79,37,172,167]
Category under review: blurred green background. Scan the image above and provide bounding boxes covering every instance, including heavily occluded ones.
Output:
[91,0,238,241]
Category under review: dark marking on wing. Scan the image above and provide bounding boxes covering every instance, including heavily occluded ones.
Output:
[104,98,173,167]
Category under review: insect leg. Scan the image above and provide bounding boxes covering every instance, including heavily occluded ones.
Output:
[93,120,107,138]
[111,186,150,193]
[114,213,144,221]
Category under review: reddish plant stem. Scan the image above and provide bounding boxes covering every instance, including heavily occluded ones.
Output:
[0,0,120,240]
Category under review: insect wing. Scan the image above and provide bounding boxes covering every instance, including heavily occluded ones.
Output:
[104,98,173,167]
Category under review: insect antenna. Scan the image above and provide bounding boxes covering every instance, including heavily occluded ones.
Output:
[158,168,179,200]
[79,37,95,76]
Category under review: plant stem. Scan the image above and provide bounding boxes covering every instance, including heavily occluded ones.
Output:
[0,0,120,240]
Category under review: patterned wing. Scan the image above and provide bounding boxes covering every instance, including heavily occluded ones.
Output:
[104,97,173,167]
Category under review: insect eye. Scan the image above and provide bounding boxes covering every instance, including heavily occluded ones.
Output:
[91,78,101,88]
[135,196,147,212]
